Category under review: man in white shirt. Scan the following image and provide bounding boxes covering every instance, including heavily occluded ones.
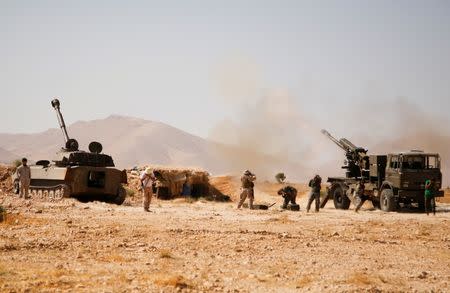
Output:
[140,167,155,212]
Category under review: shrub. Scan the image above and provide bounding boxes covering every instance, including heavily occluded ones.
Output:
[275,172,286,183]
[12,159,22,168]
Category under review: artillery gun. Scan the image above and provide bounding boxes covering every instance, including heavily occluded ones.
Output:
[12,99,127,204]
[320,129,444,212]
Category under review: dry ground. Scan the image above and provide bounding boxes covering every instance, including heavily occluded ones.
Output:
[1,179,450,292]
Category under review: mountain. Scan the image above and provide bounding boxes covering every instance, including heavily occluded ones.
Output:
[0,147,18,164]
[0,115,306,179]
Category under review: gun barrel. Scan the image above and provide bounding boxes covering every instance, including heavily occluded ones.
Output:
[51,98,70,143]
[321,129,347,151]
[339,138,357,151]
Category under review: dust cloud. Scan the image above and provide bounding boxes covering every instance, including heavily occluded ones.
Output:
[208,88,328,181]
[209,57,449,185]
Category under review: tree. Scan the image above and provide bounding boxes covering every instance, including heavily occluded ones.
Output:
[12,159,22,168]
[275,172,286,184]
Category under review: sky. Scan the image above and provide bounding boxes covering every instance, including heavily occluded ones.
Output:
[1,0,450,139]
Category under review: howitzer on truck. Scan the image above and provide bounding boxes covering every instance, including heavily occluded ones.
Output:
[12,99,128,204]
[320,130,444,212]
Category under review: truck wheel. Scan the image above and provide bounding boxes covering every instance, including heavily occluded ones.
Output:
[113,186,127,205]
[380,189,397,212]
[13,180,20,194]
[332,185,350,210]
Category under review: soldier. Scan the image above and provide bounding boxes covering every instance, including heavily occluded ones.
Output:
[237,170,256,209]
[278,185,298,209]
[16,158,31,199]
[424,179,436,216]
[354,180,368,212]
[307,174,321,212]
[140,167,156,212]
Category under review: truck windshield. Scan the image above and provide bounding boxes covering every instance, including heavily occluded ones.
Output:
[402,155,440,170]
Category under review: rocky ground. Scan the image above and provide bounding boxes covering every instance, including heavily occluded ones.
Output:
[0,168,449,292]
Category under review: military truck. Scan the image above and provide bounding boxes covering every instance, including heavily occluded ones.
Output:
[12,99,127,204]
[320,130,444,212]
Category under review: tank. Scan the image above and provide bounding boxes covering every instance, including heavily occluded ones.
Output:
[12,98,128,204]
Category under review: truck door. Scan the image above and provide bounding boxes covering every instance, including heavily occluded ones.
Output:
[385,155,401,187]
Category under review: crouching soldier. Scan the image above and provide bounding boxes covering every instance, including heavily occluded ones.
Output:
[237,170,256,209]
[307,175,321,212]
[278,185,298,209]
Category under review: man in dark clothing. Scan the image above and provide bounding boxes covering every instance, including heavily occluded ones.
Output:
[307,175,321,212]
[237,170,256,209]
[278,185,298,209]
[424,179,436,216]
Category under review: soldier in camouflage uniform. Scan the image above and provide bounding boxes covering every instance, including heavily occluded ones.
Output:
[278,185,298,209]
[16,158,31,199]
[237,170,256,209]
[307,175,321,212]
[354,180,368,212]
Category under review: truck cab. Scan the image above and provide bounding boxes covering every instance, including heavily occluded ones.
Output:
[379,151,444,211]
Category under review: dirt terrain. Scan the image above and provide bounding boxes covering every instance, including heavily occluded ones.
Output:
[0,170,449,292]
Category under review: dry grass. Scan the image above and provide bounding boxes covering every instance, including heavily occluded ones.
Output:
[295,275,313,288]
[99,253,130,263]
[347,272,373,285]
[159,249,174,259]
[154,274,192,289]
[266,214,295,224]
[0,213,48,226]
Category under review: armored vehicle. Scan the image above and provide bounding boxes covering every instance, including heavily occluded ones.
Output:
[320,130,444,212]
[13,99,127,204]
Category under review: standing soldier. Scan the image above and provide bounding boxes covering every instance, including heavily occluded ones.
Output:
[237,170,256,209]
[354,180,368,212]
[424,179,436,216]
[307,175,321,212]
[140,167,155,212]
[16,158,31,199]
[278,185,298,209]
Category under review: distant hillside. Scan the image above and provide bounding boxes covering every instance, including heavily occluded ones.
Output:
[0,115,307,179]
[0,147,17,164]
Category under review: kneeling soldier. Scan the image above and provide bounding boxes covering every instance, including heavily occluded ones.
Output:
[278,185,298,209]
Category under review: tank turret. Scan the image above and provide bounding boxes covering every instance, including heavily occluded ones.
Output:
[51,98,115,167]
[12,98,128,204]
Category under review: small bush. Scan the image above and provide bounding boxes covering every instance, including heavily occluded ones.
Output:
[159,249,173,259]
[275,172,286,183]
[12,159,22,168]
[124,187,135,197]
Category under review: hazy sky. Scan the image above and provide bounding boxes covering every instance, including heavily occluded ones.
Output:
[1,0,449,138]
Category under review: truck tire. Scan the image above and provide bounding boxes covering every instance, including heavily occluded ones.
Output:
[380,189,397,212]
[113,186,126,205]
[332,184,350,210]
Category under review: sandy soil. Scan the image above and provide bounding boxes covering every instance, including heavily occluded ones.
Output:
[1,179,450,293]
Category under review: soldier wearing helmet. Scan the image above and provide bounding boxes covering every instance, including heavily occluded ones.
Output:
[307,174,322,212]
[237,170,256,209]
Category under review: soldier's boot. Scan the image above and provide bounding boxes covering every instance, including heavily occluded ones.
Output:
[249,198,254,210]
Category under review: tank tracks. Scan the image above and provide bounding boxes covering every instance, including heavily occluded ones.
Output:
[14,182,70,202]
